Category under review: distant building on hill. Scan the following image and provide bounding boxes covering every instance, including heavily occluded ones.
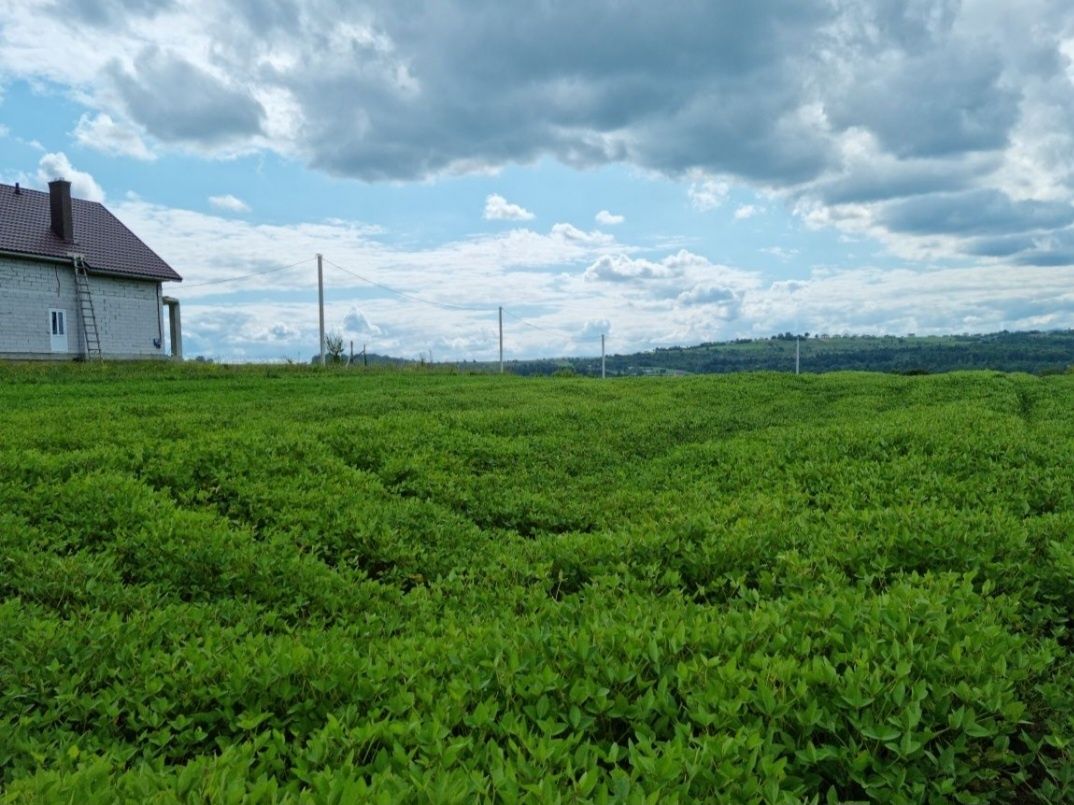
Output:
[0,179,183,360]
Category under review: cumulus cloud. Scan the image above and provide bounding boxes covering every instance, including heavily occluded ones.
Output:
[36,152,105,201]
[595,209,624,225]
[688,177,729,211]
[584,254,680,283]
[342,307,382,336]
[0,2,1068,183]
[484,193,535,221]
[828,50,1018,160]
[878,189,1074,237]
[267,322,300,341]
[676,284,739,307]
[40,192,1074,360]
[760,246,799,260]
[209,194,251,214]
[72,112,154,160]
[49,0,176,26]
[579,319,611,338]
[583,249,726,283]
[734,204,761,220]
[107,46,265,148]
[6,1,1074,270]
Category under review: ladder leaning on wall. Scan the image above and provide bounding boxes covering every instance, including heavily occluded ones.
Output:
[72,258,102,361]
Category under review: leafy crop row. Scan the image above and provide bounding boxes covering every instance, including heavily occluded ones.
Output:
[0,363,1072,802]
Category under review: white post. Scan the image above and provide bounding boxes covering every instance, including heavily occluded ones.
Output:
[795,336,800,375]
[317,253,325,367]
[498,306,504,374]
[601,333,606,379]
[163,297,182,360]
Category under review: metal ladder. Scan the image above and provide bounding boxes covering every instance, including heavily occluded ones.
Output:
[73,259,102,360]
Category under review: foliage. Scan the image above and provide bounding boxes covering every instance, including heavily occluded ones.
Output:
[324,332,346,364]
[499,329,1074,377]
[0,363,1073,802]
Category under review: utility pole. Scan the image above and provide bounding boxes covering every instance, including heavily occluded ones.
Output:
[349,339,353,367]
[498,306,504,374]
[795,336,800,375]
[363,343,367,368]
[601,333,606,379]
[317,253,325,367]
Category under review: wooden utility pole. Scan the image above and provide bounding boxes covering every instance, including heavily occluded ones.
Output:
[317,253,325,367]
[795,336,800,375]
[601,334,606,379]
[498,306,504,374]
[349,339,353,366]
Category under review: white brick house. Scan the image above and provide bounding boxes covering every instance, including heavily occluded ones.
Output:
[0,180,182,360]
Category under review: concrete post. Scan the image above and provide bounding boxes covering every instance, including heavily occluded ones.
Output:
[317,253,325,367]
[162,296,182,360]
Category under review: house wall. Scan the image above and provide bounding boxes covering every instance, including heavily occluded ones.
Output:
[0,253,166,360]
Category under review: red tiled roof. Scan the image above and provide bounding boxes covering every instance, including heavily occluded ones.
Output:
[0,183,182,282]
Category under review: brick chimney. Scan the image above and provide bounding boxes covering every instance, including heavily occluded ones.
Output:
[48,179,73,242]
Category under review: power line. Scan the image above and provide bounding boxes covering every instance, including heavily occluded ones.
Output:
[328,256,595,342]
[182,257,315,289]
[501,306,575,338]
[324,258,490,313]
[328,257,584,339]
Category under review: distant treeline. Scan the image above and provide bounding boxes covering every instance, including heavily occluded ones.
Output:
[309,329,1074,376]
[494,330,1074,377]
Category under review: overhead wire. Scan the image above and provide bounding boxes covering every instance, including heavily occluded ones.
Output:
[181,252,605,356]
[500,306,575,339]
[181,257,315,289]
[327,257,587,341]
[323,258,491,312]
[326,257,598,348]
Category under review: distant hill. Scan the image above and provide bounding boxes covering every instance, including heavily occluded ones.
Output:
[311,329,1074,376]
[476,329,1074,377]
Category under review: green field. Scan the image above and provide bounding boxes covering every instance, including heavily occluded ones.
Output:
[1,364,1073,803]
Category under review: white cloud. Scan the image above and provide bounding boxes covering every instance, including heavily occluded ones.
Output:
[688,177,729,211]
[2,1,1074,271]
[734,204,761,220]
[72,112,154,160]
[36,152,104,202]
[583,254,681,282]
[90,192,1074,362]
[595,209,624,225]
[0,124,8,138]
[676,284,740,307]
[342,307,382,336]
[267,322,300,340]
[483,193,535,221]
[209,194,251,214]
[583,249,732,284]
[579,319,611,338]
[760,246,799,260]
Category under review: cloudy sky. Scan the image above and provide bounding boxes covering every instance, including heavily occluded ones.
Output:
[2,0,1074,361]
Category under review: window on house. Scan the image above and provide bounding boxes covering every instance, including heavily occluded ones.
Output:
[51,310,65,336]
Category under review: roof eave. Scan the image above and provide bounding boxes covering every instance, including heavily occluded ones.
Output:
[0,247,71,266]
[0,247,182,282]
